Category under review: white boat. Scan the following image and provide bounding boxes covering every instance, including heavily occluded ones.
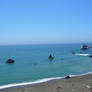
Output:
[80,44,89,50]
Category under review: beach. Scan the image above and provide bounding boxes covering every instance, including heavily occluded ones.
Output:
[0,44,92,92]
[0,73,92,92]
[0,0,92,91]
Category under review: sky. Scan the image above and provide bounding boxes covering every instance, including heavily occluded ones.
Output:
[0,0,92,45]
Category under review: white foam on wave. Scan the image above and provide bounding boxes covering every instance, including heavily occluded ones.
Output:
[1,72,92,90]
[69,71,92,78]
[75,53,89,56]
[0,77,62,90]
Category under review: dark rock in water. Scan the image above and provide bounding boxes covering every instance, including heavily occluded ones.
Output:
[72,51,75,54]
[60,58,64,60]
[88,55,92,57]
[6,59,15,64]
[33,63,38,66]
[48,54,54,61]
[65,76,71,79]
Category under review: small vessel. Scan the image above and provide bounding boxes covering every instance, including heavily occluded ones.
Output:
[48,54,54,61]
[80,44,89,50]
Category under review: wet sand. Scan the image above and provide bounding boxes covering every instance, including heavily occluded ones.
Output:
[1,73,92,92]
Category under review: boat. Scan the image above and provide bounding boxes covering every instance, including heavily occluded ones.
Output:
[80,44,89,50]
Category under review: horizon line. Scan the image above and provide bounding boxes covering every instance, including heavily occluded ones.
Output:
[0,42,92,46]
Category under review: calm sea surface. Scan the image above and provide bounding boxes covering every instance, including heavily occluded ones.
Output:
[0,44,92,86]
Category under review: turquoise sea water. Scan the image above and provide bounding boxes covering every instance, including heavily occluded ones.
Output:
[0,44,92,86]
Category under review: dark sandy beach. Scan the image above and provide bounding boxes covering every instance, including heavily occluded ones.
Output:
[1,73,92,92]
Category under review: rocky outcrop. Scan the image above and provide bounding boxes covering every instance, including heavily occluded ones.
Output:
[65,76,71,79]
[6,59,15,64]
[48,54,54,61]
[88,55,92,57]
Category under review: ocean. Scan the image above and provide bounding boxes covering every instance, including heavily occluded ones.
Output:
[0,44,92,87]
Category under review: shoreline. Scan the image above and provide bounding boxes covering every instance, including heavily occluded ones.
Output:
[1,72,92,92]
[0,77,62,90]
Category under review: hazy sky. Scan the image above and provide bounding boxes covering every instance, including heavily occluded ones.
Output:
[0,0,92,45]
